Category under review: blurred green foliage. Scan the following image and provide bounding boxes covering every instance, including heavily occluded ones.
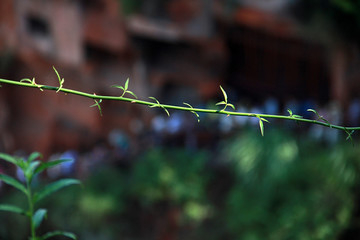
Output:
[1,128,359,239]
[130,149,210,209]
[223,129,359,240]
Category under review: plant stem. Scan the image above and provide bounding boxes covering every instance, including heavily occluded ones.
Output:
[0,77,359,133]
[26,180,36,240]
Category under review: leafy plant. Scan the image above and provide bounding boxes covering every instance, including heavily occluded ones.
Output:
[0,152,81,240]
[216,86,235,111]
[112,78,138,99]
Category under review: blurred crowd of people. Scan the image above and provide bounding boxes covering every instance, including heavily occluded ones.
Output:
[1,96,360,193]
[150,96,360,144]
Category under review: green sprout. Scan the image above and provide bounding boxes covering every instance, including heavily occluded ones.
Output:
[257,116,269,136]
[287,109,303,119]
[20,77,44,91]
[307,109,331,126]
[344,128,355,146]
[90,94,103,116]
[183,102,200,122]
[149,96,170,116]
[53,66,64,93]
[0,152,81,240]
[216,86,235,112]
[112,78,137,99]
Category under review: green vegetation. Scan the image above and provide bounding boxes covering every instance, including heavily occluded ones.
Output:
[0,152,80,240]
[1,129,358,239]
[223,129,358,240]
[1,68,359,239]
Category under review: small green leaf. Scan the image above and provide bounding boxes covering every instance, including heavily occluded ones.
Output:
[34,159,72,175]
[20,78,33,84]
[215,101,226,106]
[193,111,200,122]
[219,85,228,102]
[307,108,321,119]
[0,153,19,165]
[124,78,129,90]
[307,109,330,124]
[17,159,27,171]
[163,108,170,117]
[111,85,125,91]
[183,102,193,108]
[346,132,353,141]
[288,109,303,119]
[0,174,27,194]
[25,161,41,183]
[346,130,355,140]
[33,209,47,229]
[344,128,355,146]
[183,103,200,122]
[0,204,27,215]
[126,90,138,99]
[28,152,42,162]
[307,109,317,114]
[19,78,44,91]
[260,117,270,123]
[90,99,103,116]
[112,79,136,98]
[227,103,235,110]
[259,119,264,136]
[33,179,81,203]
[53,66,64,93]
[41,231,77,240]
[149,96,159,103]
[53,66,60,81]
[148,97,170,116]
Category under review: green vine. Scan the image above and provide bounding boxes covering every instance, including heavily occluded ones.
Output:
[0,69,359,138]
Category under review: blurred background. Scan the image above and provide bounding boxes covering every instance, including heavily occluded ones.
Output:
[1,0,360,239]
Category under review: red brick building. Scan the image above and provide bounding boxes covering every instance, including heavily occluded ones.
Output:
[0,0,357,155]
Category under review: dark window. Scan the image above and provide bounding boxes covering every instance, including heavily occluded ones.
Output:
[84,43,118,63]
[26,15,50,38]
[226,25,329,102]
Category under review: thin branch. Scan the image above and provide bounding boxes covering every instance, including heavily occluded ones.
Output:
[0,77,359,134]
